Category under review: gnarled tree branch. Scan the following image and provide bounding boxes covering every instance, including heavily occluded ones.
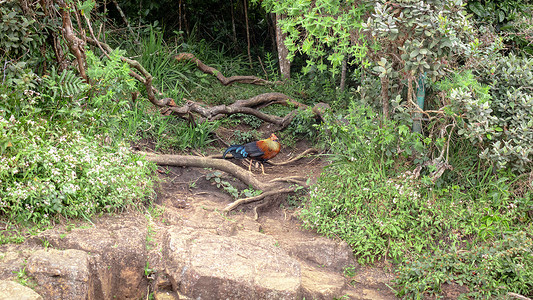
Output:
[175,53,282,86]
[57,0,87,82]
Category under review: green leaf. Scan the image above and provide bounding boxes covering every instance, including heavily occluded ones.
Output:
[498,10,505,23]
[469,2,485,17]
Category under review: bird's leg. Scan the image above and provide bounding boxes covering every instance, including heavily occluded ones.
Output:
[261,162,267,175]
[248,159,253,172]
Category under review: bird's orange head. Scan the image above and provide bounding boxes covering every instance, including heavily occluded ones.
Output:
[270,133,279,141]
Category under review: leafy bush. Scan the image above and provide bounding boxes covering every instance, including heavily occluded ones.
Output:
[395,232,533,299]
[318,104,423,170]
[442,56,533,173]
[467,0,532,54]
[0,1,44,66]
[299,102,530,267]
[299,104,430,263]
[0,112,154,225]
[301,166,428,263]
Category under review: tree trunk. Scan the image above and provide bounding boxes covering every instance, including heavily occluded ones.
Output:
[244,0,252,68]
[275,13,291,80]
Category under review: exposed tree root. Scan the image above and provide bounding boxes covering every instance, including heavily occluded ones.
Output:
[174,53,282,86]
[139,152,309,213]
[224,188,295,213]
[507,292,532,300]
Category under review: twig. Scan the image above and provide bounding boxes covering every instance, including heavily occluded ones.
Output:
[80,6,109,59]
[111,0,137,43]
[224,188,295,212]
[269,148,320,166]
[507,292,532,300]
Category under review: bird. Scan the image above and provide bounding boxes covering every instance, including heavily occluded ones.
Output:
[223,133,281,175]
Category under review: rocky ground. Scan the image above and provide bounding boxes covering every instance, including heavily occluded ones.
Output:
[0,140,399,299]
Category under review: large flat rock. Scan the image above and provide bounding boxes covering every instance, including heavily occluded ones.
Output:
[164,226,302,299]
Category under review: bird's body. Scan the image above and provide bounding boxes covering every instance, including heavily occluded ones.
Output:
[223,133,280,174]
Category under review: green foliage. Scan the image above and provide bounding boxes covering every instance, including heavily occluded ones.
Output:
[234,113,262,129]
[258,0,370,76]
[440,56,533,173]
[0,1,43,63]
[0,1,55,78]
[395,232,533,299]
[301,163,428,264]
[86,49,137,106]
[467,0,532,55]
[206,171,239,199]
[300,101,529,269]
[232,129,256,145]
[206,171,261,199]
[320,104,423,170]
[364,0,473,81]
[42,67,90,101]
[0,111,155,225]
[39,67,90,121]
[300,104,427,263]
[281,108,320,147]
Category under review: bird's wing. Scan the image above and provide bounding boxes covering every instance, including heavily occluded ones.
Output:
[244,141,266,158]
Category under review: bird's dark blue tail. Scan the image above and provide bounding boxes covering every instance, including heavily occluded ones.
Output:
[223,145,248,159]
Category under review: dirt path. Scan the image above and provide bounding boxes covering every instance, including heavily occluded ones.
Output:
[150,142,398,299]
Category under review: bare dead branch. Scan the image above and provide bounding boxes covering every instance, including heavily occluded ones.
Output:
[224,188,295,212]
[168,93,328,130]
[86,38,327,130]
[174,53,282,86]
[269,148,320,166]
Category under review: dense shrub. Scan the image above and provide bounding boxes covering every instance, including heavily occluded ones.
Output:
[442,56,533,173]
[395,232,533,299]
[0,112,155,225]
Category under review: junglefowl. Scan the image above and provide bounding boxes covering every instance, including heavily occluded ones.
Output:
[223,133,280,175]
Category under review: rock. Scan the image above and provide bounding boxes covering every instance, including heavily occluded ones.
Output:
[26,249,90,300]
[300,263,346,299]
[285,238,355,271]
[38,216,148,299]
[0,280,43,300]
[0,251,30,280]
[260,218,356,271]
[163,226,302,299]
[153,273,180,300]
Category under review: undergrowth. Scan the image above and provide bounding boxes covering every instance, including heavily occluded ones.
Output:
[298,102,533,299]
